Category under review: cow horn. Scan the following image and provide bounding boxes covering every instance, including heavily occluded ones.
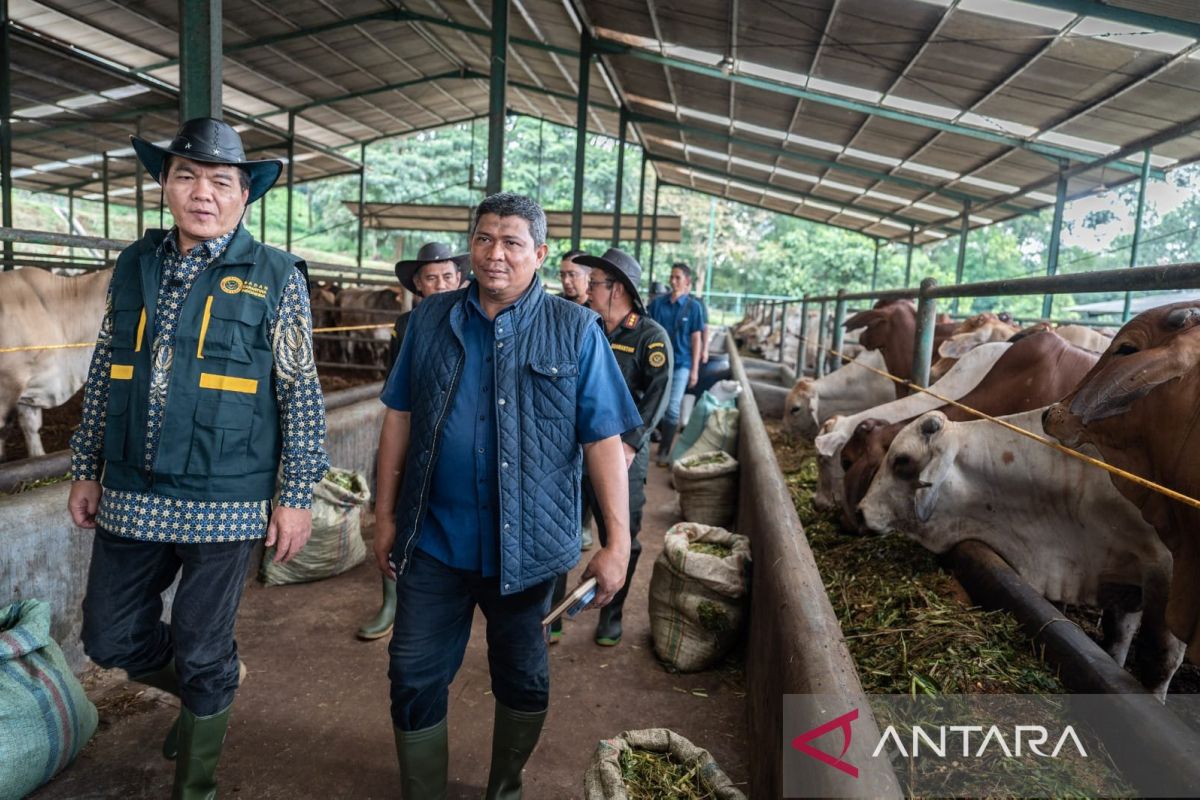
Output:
[1166,307,1200,329]
[916,480,933,489]
[920,415,943,436]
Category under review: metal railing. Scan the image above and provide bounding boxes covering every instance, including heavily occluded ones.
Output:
[0,227,398,286]
[742,261,1200,386]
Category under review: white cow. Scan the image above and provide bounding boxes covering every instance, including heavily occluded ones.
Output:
[812,342,1011,515]
[1054,324,1112,354]
[783,349,894,440]
[0,267,111,459]
[858,408,1184,699]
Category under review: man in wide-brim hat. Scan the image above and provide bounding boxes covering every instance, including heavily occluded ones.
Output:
[67,117,330,798]
[356,241,469,643]
[547,247,673,647]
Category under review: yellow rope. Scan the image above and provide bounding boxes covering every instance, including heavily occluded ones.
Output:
[0,323,395,353]
[800,336,1200,512]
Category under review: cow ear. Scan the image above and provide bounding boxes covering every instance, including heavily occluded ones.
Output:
[1068,345,1197,424]
[843,309,879,332]
[914,481,939,524]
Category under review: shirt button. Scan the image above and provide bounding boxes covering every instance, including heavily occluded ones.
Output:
[501,461,509,469]
[498,326,504,333]
[504,523,510,530]
[498,398,506,406]
[551,366,558,374]
[497,342,504,349]
[478,448,484,454]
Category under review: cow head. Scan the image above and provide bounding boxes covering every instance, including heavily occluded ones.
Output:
[784,378,820,440]
[1044,304,1200,448]
[812,416,844,512]
[843,300,914,354]
[858,412,957,536]
[839,418,905,532]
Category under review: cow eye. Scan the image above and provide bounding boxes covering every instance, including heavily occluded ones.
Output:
[1115,343,1139,356]
[892,453,920,479]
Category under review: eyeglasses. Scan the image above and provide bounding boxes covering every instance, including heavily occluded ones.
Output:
[587,280,614,290]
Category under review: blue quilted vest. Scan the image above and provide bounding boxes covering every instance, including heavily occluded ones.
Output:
[101,226,300,501]
[393,280,600,595]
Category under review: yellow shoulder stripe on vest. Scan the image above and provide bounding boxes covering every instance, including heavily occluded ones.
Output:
[611,343,636,353]
[197,295,214,360]
[134,309,147,353]
[110,364,134,380]
[199,373,258,394]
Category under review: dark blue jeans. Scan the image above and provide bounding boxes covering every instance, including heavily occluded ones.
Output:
[388,549,555,731]
[81,526,256,717]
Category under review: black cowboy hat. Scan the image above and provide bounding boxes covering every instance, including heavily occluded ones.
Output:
[394,241,470,295]
[131,117,282,204]
[572,248,645,311]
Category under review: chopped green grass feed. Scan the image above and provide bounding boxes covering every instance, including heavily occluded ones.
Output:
[688,541,733,558]
[696,600,732,634]
[1,472,70,496]
[764,421,1132,798]
[619,748,718,800]
[681,452,729,468]
[324,470,362,493]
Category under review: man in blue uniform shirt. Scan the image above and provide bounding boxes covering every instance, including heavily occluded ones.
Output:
[647,262,708,464]
[374,192,641,799]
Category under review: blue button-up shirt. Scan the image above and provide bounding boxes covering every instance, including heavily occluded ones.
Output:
[381,282,639,575]
[647,292,707,364]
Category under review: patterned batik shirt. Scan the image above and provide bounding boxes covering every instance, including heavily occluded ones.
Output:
[69,227,330,543]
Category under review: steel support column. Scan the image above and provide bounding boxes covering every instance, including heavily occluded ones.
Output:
[570,31,592,249]
[1041,165,1068,319]
[179,0,222,120]
[67,189,74,259]
[870,240,880,291]
[356,142,366,270]
[1122,149,1153,321]
[912,278,939,389]
[485,0,507,195]
[905,231,914,286]
[0,0,11,270]
[259,189,266,242]
[831,290,847,364]
[611,107,627,247]
[286,112,295,251]
[777,301,789,364]
[135,118,144,236]
[815,301,829,378]
[796,296,810,375]
[648,177,660,285]
[102,153,110,240]
[951,201,969,315]
[634,148,647,262]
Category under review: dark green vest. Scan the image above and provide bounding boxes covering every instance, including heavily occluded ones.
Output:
[101,226,301,501]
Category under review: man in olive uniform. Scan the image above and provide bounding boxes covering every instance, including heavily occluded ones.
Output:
[549,248,672,646]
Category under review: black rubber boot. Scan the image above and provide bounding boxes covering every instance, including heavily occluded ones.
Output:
[594,548,641,646]
[171,705,232,800]
[484,702,548,800]
[357,576,397,640]
[394,718,449,800]
[655,422,678,466]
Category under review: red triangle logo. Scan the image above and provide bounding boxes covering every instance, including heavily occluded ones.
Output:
[791,708,859,778]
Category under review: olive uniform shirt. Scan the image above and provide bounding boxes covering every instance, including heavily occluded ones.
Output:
[605,310,674,451]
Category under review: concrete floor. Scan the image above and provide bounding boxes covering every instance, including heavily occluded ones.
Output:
[32,464,749,799]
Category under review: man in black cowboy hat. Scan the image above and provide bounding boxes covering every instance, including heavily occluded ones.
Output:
[66,117,329,799]
[358,241,469,642]
[548,247,673,646]
[383,241,469,370]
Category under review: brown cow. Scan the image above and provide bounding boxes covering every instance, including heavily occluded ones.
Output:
[843,300,957,397]
[838,330,1099,530]
[1044,302,1200,662]
[331,286,406,367]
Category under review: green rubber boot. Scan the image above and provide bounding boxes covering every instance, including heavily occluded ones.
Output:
[357,576,398,640]
[484,702,548,800]
[171,705,232,800]
[160,661,246,761]
[394,718,449,800]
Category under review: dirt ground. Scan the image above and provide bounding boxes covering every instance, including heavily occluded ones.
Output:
[30,463,749,799]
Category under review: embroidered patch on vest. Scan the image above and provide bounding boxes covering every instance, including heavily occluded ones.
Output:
[220,276,244,295]
[242,280,269,299]
[611,343,636,353]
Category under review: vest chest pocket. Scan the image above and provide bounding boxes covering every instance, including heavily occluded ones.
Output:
[197,294,267,364]
[109,293,146,353]
[529,361,578,420]
[187,396,255,476]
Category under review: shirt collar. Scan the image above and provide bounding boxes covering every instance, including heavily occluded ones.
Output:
[161,226,237,261]
[670,291,691,305]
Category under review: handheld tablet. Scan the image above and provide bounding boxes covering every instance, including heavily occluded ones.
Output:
[541,577,599,627]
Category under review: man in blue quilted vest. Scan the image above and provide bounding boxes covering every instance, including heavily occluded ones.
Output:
[66,118,329,799]
[374,192,641,799]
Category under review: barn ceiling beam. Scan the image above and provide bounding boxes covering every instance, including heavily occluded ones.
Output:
[1017,0,1200,41]
[592,38,1155,179]
[628,110,1026,212]
[649,154,948,234]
